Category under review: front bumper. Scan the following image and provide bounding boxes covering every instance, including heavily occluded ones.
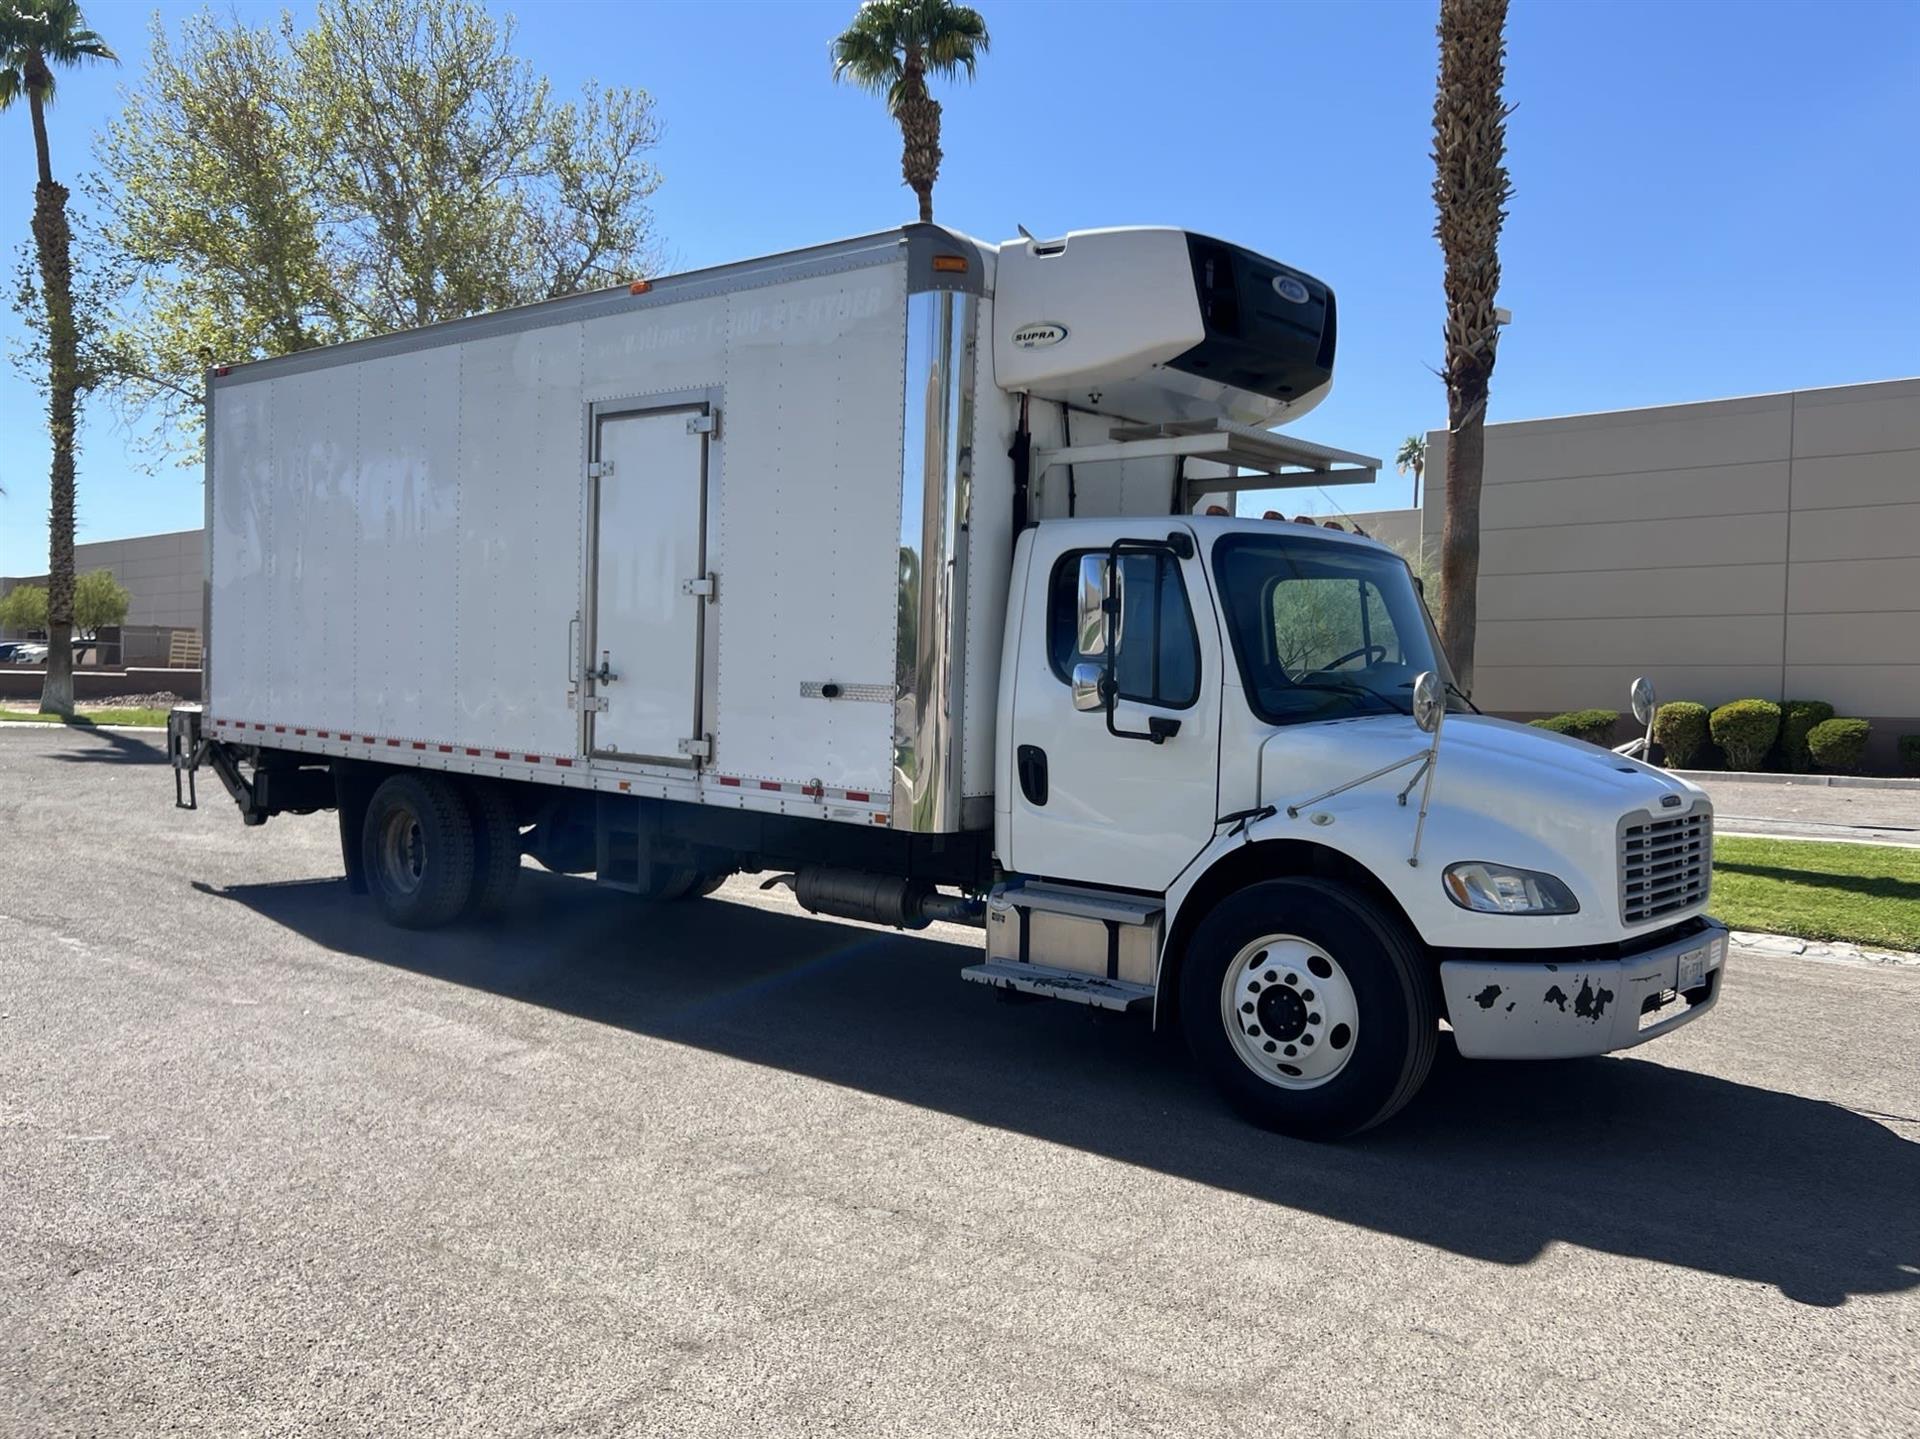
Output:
[1439,919,1728,1060]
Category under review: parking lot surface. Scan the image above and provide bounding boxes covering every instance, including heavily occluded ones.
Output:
[3,726,1917,1436]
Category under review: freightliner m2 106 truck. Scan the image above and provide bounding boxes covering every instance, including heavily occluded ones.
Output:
[170,224,1726,1138]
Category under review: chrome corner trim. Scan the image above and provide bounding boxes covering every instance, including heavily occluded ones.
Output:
[892,290,978,831]
[201,372,214,709]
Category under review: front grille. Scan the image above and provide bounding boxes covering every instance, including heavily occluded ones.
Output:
[1619,805,1712,925]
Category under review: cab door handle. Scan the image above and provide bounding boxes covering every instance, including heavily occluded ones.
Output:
[1017,744,1048,806]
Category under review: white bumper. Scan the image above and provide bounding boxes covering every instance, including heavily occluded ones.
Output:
[1439,921,1729,1060]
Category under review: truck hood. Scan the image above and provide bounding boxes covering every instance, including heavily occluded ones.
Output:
[1253,714,1710,943]
[1259,713,1700,815]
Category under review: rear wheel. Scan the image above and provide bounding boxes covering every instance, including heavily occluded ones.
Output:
[361,773,476,929]
[1179,877,1437,1140]
[461,781,523,918]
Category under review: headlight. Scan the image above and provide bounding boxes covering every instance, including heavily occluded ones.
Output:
[1443,861,1580,915]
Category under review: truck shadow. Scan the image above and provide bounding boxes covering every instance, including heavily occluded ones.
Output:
[195,866,1919,1310]
[39,726,168,765]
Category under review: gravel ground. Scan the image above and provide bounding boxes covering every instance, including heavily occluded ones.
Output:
[2,727,1917,1437]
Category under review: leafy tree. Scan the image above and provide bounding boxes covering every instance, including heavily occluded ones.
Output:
[1395,434,1426,508]
[1431,0,1511,692]
[72,567,126,636]
[81,0,663,467]
[832,0,989,223]
[1,0,116,716]
[0,581,48,632]
[0,570,124,638]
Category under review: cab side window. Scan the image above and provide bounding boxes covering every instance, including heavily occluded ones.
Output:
[1048,549,1201,708]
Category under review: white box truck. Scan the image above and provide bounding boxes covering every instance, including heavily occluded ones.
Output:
[170,223,1727,1137]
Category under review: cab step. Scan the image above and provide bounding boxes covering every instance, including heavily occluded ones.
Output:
[961,960,1154,1012]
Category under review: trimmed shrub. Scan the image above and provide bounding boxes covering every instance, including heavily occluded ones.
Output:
[1529,709,1619,747]
[1806,717,1870,773]
[1777,699,1836,773]
[1708,699,1782,771]
[1900,734,1920,774]
[1650,701,1710,769]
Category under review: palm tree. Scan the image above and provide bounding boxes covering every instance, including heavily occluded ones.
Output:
[831,0,989,224]
[1395,434,1427,508]
[1431,0,1510,693]
[0,1,115,717]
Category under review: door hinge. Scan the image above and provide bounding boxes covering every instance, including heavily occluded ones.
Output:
[581,696,608,714]
[678,735,712,759]
[686,411,719,437]
[588,459,613,479]
[681,574,717,601]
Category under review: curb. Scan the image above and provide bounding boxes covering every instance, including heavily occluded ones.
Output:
[1731,929,1920,967]
[1673,769,1920,792]
[0,721,164,733]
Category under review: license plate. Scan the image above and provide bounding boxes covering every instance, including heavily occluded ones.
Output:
[1676,945,1708,989]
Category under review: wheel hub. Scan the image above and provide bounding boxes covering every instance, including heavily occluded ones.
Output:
[1220,935,1360,1090]
[1255,984,1309,1042]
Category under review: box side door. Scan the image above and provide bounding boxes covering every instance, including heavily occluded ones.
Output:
[587,404,711,764]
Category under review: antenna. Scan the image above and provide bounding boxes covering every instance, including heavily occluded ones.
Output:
[1016,224,1036,241]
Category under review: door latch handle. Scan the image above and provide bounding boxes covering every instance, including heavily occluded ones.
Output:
[590,656,618,684]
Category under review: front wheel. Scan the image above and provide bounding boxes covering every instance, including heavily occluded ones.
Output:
[1179,877,1437,1140]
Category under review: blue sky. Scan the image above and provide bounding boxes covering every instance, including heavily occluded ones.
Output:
[2,0,1916,574]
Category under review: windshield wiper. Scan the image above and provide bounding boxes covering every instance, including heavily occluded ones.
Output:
[1292,677,1409,716]
[1394,677,1481,714]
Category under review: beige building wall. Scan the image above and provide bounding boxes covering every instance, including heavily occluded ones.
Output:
[1411,377,1920,759]
[2,527,204,663]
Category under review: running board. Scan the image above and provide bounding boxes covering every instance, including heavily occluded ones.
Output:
[961,960,1154,1012]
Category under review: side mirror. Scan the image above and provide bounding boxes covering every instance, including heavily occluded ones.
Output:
[1071,661,1105,712]
[1630,676,1658,727]
[1076,554,1109,656]
[1411,670,1445,735]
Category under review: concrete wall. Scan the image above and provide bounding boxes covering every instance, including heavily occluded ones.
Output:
[0,666,200,703]
[1417,377,1920,763]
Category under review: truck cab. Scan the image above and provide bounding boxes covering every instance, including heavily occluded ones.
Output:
[982,507,1724,1137]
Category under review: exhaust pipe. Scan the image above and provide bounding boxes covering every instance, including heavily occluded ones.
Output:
[761,868,984,929]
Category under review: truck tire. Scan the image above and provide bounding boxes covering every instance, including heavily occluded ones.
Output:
[361,773,477,930]
[461,781,522,918]
[1178,877,1437,1140]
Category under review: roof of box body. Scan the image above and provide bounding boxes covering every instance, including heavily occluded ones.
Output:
[208,224,991,390]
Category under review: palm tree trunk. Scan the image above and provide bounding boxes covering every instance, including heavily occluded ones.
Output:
[1437,400,1485,690]
[27,82,78,716]
[1431,0,1511,695]
[895,48,942,223]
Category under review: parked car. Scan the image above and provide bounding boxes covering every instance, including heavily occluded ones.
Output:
[0,642,20,664]
[9,642,47,665]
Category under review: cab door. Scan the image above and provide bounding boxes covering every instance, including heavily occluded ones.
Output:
[1003,523,1223,892]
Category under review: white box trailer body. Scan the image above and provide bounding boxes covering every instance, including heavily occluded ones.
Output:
[207,229,977,829]
[178,222,1728,1140]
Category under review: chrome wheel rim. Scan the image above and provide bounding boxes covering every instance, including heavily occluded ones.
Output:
[1219,934,1359,1089]
[378,809,427,896]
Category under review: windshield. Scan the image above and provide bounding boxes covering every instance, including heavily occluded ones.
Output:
[1211,531,1458,725]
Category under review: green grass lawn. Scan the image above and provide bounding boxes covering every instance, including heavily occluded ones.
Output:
[1712,835,1920,952]
[0,706,168,727]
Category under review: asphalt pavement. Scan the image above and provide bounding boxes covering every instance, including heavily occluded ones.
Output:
[2,726,1916,1436]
